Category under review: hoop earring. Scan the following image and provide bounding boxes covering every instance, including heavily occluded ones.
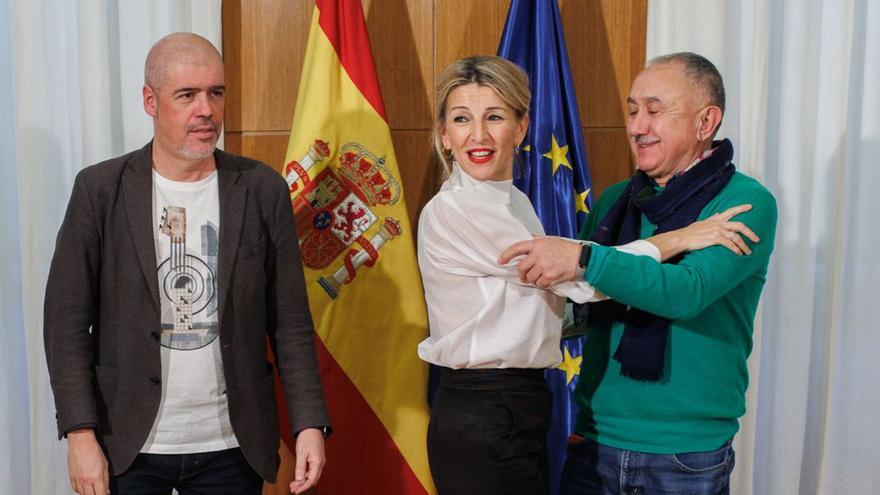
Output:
[442,147,453,159]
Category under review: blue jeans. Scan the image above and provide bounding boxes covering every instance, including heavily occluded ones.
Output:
[559,437,735,495]
[109,447,263,494]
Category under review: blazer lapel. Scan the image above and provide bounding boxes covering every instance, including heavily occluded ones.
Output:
[216,153,246,327]
[122,143,161,311]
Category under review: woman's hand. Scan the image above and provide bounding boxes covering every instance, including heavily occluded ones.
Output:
[649,204,760,261]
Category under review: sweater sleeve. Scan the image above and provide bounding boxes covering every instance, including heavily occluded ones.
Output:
[585,179,778,320]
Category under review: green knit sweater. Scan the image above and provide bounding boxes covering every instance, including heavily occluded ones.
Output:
[573,172,777,454]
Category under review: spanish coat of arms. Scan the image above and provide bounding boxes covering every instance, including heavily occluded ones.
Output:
[284,139,402,299]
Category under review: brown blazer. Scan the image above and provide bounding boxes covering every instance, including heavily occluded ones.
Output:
[43,142,330,482]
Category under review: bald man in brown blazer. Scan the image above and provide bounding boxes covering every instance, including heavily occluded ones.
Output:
[44,33,330,495]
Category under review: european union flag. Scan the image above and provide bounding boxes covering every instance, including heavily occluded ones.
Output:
[499,1,593,492]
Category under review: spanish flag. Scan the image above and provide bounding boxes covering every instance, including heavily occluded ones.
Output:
[268,0,433,493]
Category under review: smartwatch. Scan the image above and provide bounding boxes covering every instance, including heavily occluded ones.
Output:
[301,425,332,438]
[575,242,591,279]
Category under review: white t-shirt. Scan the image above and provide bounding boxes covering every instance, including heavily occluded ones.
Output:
[141,170,238,454]
[416,163,660,369]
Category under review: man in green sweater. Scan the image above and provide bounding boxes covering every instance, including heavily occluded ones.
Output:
[500,52,777,494]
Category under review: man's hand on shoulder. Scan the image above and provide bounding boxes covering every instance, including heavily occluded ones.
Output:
[289,427,326,494]
[67,428,109,495]
[498,236,582,288]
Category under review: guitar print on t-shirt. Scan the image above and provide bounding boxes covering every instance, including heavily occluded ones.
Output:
[157,205,219,350]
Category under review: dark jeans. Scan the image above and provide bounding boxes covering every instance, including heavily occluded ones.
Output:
[427,367,552,495]
[109,447,263,495]
[560,437,735,495]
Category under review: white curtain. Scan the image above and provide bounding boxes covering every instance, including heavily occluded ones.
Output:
[0,1,221,493]
[647,1,880,494]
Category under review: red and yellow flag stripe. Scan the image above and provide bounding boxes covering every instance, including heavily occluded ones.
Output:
[272,1,433,493]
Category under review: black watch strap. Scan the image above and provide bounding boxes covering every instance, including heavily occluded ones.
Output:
[299,425,332,438]
[578,242,592,269]
[319,425,332,438]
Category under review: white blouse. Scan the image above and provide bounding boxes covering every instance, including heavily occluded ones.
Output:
[416,164,659,369]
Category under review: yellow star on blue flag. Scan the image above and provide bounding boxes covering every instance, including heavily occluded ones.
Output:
[556,345,583,385]
[543,134,572,175]
[576,188,591,214]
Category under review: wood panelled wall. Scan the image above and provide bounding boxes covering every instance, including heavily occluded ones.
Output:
[222,0,646,228]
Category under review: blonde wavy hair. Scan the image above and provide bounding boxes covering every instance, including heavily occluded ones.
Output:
[432,56,531,179]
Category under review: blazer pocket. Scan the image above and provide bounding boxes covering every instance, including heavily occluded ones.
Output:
[94,365,118,410]
[238,235,267,260]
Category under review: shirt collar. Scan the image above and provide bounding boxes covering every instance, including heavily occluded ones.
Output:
[677,146,718,177]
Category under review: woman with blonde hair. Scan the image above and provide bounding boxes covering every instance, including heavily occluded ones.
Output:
[416,55,754,494]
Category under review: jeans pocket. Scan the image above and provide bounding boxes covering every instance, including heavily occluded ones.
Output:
[671,441,734,473]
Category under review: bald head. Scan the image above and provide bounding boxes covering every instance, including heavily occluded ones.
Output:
[145,33,223,91]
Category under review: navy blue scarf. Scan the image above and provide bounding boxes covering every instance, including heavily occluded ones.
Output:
[588,139,736,381]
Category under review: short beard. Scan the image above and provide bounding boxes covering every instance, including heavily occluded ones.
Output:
[178,118,219,160]
[177,143,216,160]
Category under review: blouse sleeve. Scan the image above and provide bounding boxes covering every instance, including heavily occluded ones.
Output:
[419,190,602,302]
